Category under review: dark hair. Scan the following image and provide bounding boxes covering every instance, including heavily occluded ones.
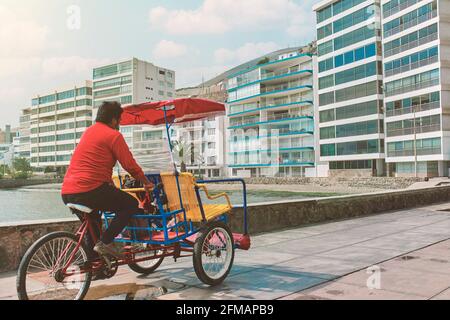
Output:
[95,101,123,124]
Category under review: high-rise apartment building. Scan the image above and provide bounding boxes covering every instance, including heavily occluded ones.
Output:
[382,0,450,177]
[92,58,175,172]
[226,46,317,178]
[314,0,386,177]
[29,81,93,172]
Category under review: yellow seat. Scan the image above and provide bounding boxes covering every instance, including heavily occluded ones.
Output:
[160,172,232,223]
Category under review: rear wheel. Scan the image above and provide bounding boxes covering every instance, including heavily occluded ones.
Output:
[16,231,92,300]
[193,221,234,286]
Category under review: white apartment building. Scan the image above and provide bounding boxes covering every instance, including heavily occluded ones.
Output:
[314,0,386,177]
[18,108,31,159]
[382,0,450,177]
[171,116,226,178]
[175,83,227,178]
[29,81,93,172]
[92,58,175,172]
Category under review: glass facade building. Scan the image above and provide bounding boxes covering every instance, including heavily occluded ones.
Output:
[314,0,386,177]
[226,47,317,177]
[382,0,450,177]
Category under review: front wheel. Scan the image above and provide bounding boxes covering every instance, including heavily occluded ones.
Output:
[16,231,92,300]
[193,221,235,286]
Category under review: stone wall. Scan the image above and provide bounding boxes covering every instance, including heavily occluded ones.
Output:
[1,185,450,273]
[239,176,423,190]
[0,178,62,189]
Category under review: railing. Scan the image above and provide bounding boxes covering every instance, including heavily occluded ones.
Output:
[386,101,440,117]
[384,33,438,58]
[387,124,441,137]
[266,113,310,121]
[388,147,441,157]
[384,10,437,38]
[261,81,310,94]
[229,117,260,127]
[383,0,420,18]
[261,66,302,80]
[385,55,439,78]
[385,78,440,97]
[229,113,312,127]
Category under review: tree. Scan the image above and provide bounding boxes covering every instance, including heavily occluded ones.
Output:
[172,139,193,173]
[0,164,9,177]
[257,57,270,65]
[12,158,32,179]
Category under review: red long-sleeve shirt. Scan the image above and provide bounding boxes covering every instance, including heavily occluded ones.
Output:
[61,122,146,195]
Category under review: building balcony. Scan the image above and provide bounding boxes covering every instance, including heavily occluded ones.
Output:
[227,84,312,104]
[385,78,440,97]
[228,114,313,129]
[228,159,315,168]
[384,10,437,39]
[384,32,438,58]
[383,0,420,18]
[386,101,440,117]
[388,147,442,157]
[228,100,313,117]
[385,55,438,78]
[386,124,441,137]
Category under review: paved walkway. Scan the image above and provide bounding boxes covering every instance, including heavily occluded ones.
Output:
[1,202,449,300]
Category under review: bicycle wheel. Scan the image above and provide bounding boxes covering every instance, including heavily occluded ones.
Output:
[128,244,165,275]
[193,221,235,286]
[17,231,92,300]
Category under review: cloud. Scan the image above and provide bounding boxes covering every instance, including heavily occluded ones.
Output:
[148,0,316,37]
[152,40,188,60]
[214,42,280,65]
[0,5,49,57]
[41,56,112,78]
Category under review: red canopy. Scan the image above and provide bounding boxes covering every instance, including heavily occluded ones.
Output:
[120,98,225,126]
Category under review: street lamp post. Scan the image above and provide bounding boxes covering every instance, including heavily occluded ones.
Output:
[413,106,418,178]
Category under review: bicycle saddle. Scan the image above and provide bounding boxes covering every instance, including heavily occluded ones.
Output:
[66,203,94,214]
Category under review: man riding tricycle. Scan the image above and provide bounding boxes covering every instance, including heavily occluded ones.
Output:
[16,98,250,300]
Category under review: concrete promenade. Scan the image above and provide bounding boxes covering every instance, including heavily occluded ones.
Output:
[0,202,449,300]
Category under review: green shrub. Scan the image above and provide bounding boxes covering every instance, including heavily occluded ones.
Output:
[14,172,29,180]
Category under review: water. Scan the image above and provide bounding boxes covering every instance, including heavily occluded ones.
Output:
[0,184,341,224]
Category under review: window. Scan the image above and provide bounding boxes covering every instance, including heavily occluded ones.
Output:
[384,24,438,57]
[317,5,332,23]
[355,47,365,61]
[318,24,332,40]
[334,55,344,68]
[334,24,376,51]
[320,144,336,157]
[333,5,375,34]
[319,75,334,90]
[319,109,335,122]
[320,126,335,139]
[318,40,333,56]
[385,69,440,97]
[319,58,334,72]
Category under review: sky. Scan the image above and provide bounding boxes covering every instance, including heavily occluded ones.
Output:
[0,0,317,128]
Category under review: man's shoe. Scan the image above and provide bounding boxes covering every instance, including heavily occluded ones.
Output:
[93,241,124,259]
